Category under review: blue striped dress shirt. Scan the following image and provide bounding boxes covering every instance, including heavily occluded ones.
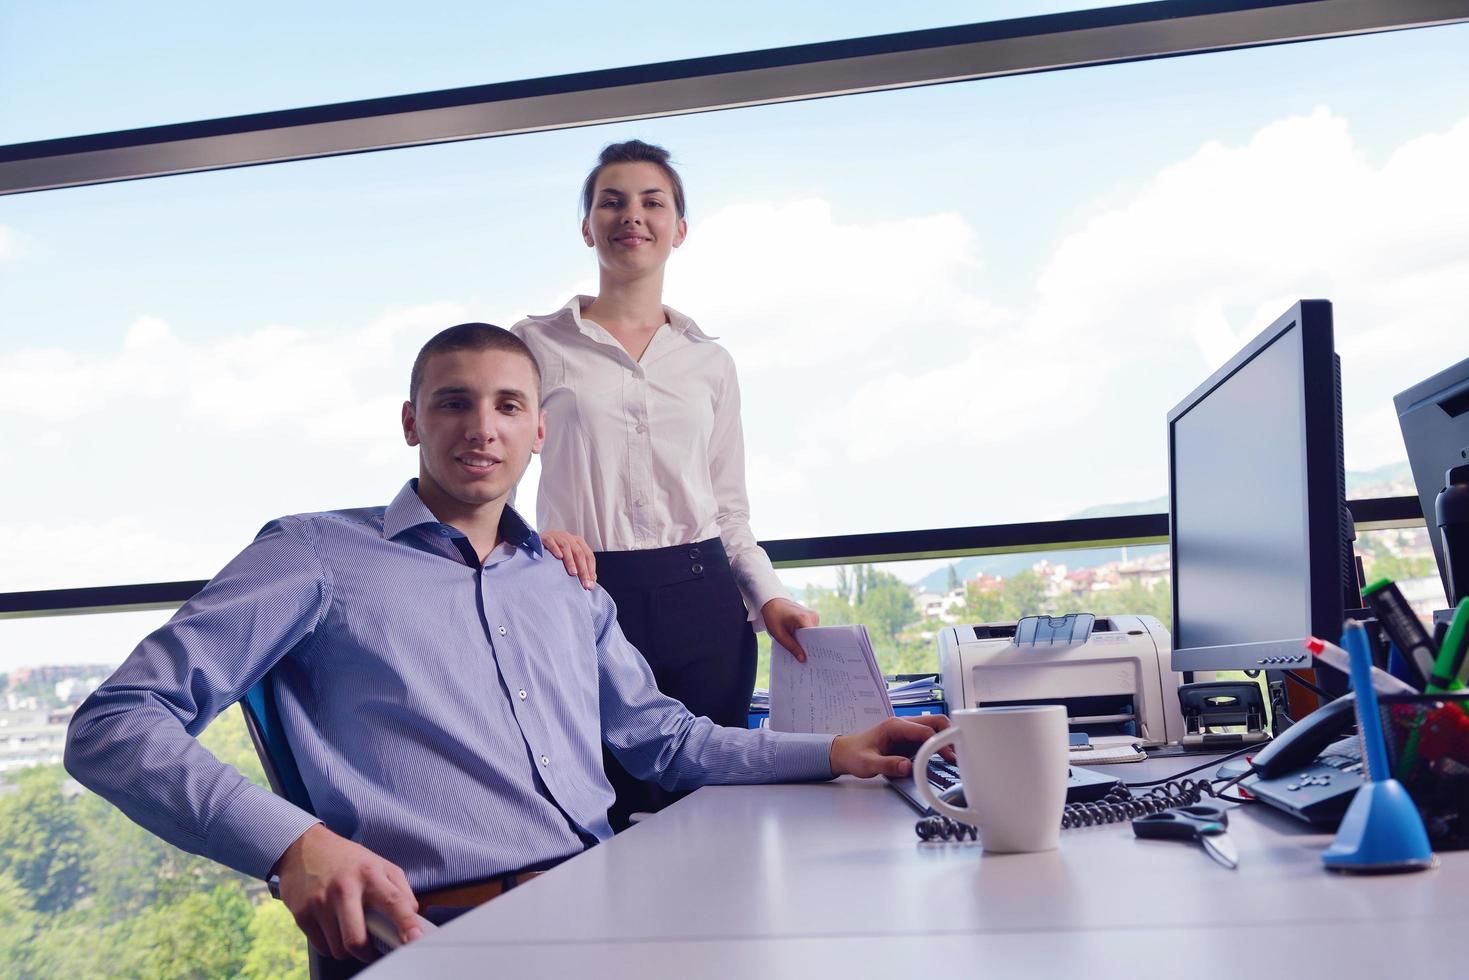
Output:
[65,480,835,891]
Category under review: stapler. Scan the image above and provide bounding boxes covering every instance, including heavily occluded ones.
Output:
[1178,681,1271,749]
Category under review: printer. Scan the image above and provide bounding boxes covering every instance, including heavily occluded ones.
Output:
[937,613,1185,747]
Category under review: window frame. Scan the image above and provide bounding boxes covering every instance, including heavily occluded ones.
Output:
[2,0,1466,195]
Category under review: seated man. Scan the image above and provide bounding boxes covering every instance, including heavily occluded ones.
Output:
[65,322,945,965]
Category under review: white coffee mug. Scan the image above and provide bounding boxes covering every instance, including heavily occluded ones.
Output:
[913,705,1070,853]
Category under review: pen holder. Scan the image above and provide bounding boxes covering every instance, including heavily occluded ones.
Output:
[1378,692,1469,851]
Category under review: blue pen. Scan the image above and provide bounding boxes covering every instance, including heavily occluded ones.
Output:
[1340,622,1392,782]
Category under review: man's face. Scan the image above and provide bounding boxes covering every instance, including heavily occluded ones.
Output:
[402,347,545,518]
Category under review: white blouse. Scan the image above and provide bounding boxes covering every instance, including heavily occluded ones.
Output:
[511,297,789,627]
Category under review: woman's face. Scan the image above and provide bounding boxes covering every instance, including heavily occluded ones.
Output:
[582,161,687,279]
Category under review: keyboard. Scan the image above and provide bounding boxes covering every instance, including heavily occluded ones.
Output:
[888,756,1121,816]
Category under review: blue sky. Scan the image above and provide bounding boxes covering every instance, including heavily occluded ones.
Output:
[3,6,1469,652]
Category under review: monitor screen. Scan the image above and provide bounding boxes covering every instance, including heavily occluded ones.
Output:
[1168,300,1349,672]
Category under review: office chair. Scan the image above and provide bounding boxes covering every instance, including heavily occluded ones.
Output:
[240,677,431,979]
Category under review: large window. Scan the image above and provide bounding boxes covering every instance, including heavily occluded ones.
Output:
[2,5,1465,976]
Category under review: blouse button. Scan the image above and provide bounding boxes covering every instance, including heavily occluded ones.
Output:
[518,689,528,700]
[540,755,550,767]
[498,626,508,636]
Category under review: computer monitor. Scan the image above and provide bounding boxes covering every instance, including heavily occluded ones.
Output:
[1168,300,1357,672]
[1395,355,1469,607]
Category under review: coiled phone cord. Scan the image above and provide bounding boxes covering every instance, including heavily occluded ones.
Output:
[914,778,1219,842]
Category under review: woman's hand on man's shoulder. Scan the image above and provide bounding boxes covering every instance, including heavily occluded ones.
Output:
[540,530,597,590]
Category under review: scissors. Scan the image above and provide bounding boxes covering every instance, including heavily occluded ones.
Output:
[1133,803,1238,870]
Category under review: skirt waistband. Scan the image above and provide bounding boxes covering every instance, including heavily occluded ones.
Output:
[593,537,729,586]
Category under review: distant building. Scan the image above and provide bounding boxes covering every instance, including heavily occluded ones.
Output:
[0,705,71,774]
[913,587,966,624]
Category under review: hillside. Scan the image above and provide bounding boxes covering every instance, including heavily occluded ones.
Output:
[913,461,1414,590]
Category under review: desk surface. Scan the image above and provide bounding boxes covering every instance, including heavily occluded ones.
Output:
[364,767,1459,978]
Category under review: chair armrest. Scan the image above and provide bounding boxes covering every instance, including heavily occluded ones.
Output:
[269,875,437,957]
[367,907,437,954]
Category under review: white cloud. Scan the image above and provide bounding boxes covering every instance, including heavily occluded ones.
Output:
[0,518,223,593]
[360,300,471,350]
[0,301,469,444]
[824,108,1469,498]
[668,199,1005,370]
[0,224,27,262]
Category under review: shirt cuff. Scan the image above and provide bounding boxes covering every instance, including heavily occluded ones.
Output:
[735,561,791,633]
[771,732,837,782]
[204,784,324,880]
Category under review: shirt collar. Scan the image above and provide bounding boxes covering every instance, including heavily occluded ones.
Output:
[383,479,543,556]
[538,295,718,343]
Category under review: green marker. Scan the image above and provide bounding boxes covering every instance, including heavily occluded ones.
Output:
[1362,578,1436,688]
[1446,598,1469,687]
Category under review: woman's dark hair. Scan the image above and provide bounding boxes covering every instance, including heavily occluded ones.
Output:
[580,139,687,219]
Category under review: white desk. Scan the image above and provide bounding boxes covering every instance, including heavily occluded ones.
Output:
[364,770,1457,978]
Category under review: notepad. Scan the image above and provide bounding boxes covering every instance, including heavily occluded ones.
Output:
[1069,735,1147,764]
[769,625,895,735]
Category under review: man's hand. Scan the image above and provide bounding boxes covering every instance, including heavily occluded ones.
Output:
[541,530,597,589]
[762,598,819,662]
[272,824,423,963]
[830,715,953,778]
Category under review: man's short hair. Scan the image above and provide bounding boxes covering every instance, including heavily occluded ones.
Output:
[409,323,542,406]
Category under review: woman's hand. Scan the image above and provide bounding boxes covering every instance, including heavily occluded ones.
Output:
[762,598,819,662]
[540,531,597,590]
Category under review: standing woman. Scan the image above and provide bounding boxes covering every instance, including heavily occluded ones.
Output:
[513,140,818,828]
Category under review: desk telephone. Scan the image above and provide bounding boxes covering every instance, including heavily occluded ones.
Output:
[1237,697,1364,825]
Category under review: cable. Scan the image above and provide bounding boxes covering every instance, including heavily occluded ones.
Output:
[1122,743,1255,787]
[1283,669,1331,700]
[914,746,1262,841]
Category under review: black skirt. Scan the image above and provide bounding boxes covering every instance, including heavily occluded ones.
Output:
[595,536,757,829]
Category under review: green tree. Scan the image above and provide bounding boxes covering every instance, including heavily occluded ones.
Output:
[854,570,916,642]
[199,707,270,790]
[999,570,1049,620]
[0,872,38,979]
[806,585,856,627]
[24,916,131,979]
[1089,578,1173,629]
[946,564,960,592]
[76,788,247,922]
[124,883,254,980]
[1363,551,1436,585]
[242,899,309,980]
[956,581,1009,624]
[0,766,88,913]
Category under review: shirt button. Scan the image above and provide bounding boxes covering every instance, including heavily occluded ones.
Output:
[518,689,527,700]
[636,423,647,434]
[635,498,646,508]
[498,626,507,636]
[540,755,550,767]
